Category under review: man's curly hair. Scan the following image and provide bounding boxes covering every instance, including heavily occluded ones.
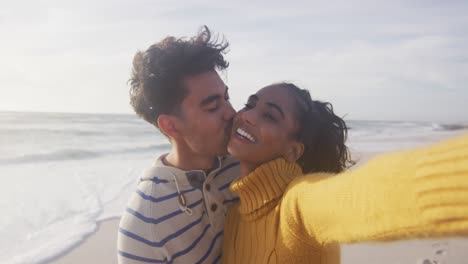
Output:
[129,26,229,127]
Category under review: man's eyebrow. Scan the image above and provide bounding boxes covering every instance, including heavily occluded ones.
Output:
[266,102,285,118]
[200,94,221,107]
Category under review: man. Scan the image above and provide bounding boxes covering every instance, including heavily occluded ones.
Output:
[118,26,240,263]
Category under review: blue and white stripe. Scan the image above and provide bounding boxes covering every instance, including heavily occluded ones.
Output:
[117,155,240,263]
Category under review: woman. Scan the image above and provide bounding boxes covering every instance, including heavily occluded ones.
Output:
[222,82,468,264]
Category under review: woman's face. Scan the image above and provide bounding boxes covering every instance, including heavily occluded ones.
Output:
[228,85,302,171]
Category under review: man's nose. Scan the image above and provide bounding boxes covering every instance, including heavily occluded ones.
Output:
[223,101,236,121]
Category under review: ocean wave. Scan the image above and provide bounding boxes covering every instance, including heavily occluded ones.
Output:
[0,128,105,137]
[0,127,160,138]
[0,144,171,164]
[116,144,171,154]
[2,149,100,164]
[431,123,468,131]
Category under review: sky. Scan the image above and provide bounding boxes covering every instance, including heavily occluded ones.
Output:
[1,0,467,122]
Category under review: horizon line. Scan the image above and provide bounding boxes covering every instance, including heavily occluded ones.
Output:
[1,109,467,124]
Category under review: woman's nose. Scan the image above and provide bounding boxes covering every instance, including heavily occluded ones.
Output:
[241,109,257,126]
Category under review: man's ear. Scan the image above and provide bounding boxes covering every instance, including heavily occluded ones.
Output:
[284,142,304,163]
[157,114,179,139]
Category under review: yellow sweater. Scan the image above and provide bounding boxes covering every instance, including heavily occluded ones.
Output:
[222,135,468,264]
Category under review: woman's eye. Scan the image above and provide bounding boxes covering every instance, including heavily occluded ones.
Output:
[264,113,277,122]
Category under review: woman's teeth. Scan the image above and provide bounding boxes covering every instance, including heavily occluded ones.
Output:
[236,128,256,143]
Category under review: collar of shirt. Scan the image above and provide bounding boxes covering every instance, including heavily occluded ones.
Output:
[140,154,222,189]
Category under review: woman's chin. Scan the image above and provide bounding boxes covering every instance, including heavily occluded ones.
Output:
[227,143,248,161]
[228,138,270,164]
[227,143,239,158]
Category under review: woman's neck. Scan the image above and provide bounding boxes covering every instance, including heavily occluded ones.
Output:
[239,161,262,178]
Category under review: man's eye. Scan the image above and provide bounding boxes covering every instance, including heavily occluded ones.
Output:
[207,106,219,112]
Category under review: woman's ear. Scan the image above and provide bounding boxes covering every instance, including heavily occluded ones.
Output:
[284,142,304,163]
[157,114,179,139]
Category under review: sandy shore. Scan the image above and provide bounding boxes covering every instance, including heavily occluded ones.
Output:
[50,218,119,264]
[50,218,468,264]
[341,238,468,263]
[51,134,468,264]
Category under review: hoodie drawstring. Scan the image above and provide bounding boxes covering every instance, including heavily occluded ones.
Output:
[170,173,193,216]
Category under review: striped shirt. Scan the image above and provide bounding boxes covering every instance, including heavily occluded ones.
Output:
[117,155,240,264]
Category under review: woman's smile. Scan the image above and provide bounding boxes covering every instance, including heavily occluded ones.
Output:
[233,127,257,144]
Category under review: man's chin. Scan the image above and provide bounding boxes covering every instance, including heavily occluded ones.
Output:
[217,150,231,157]
[217,147,229,156]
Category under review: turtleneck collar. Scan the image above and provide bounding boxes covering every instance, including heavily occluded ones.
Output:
[230,158,302,220]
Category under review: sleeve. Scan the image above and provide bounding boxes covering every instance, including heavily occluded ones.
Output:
[281,135,468,245]
[117,182,169,264]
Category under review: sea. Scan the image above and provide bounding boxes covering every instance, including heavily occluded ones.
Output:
[0,111,466,264]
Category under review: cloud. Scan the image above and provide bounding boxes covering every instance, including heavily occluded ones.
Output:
[0,0,467,121]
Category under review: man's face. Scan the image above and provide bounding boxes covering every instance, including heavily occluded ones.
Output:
[175,71,235,157]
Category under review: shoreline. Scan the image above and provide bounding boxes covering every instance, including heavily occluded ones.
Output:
[49,218,120,264]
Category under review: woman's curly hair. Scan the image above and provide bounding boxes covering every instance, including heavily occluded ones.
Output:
[272,83,355,173]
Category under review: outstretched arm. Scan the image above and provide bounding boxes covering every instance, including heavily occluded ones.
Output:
[281,135,468,245]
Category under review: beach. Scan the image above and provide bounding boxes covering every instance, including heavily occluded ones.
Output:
[50,218,468,264]
[51,147,468,264]
[3,0,468,262]
[51,218,468,263]
[2,112,467,263]
[51,219,119,264]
